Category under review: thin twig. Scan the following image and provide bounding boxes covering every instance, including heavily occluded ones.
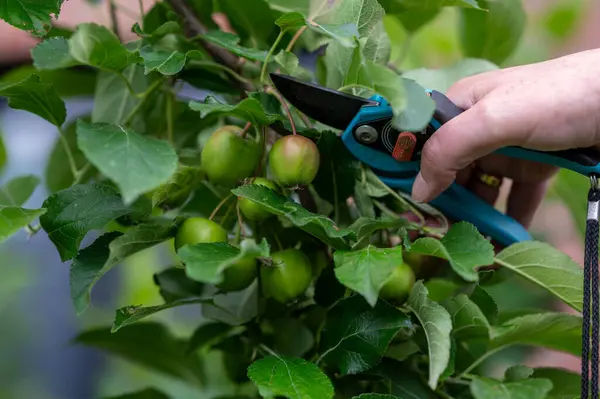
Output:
[123,79,164,125]
[260,31,285,84]
[236,201,247,238]
[294,108,313,129]
[240,122,252,139]
[189,60,253,85]
[286,26,308,52]
[166,0,252,92]
[209,193,234,221]
[166,91,174,145]
[266,87,296,135]
[72,163,92,186]
[109,0,121,38]
[58,128,79,180]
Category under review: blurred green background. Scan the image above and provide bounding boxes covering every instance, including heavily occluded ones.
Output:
[0,0,596,397]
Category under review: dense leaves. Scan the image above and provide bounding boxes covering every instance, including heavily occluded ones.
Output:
[320,295,413,375]
[75,323,204,385]
[0,0,64,36]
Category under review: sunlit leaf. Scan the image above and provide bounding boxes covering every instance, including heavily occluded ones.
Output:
[248,355,334,399]
[407,281,452,389]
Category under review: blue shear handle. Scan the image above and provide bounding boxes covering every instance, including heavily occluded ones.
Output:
[378,176,533,247]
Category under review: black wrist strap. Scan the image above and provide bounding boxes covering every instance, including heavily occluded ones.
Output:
[582,174,600,398]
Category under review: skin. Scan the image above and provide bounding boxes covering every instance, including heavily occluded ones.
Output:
[379,262,415,304]
[411,49,600,228]
[269,135,320,187]
[261,249,313,303]
[201,126,261,187]
[174,217,228,250]
[238,177,279,221]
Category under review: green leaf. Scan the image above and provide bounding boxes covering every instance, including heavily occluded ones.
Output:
[217,0,276,48]
[153,268,205,303]
[490,313,582,356]
[443,294,490,341]
[269,318,315,358]
[333,245,402,306]
[187,322,242,354]
[39,184,142,261]
[274,50,300,75]
[0,206,45,243]
[201,31,268,62]
[0,0,63,36]
[248,355,334,399]
[112,299,207,332]
[92,65,148,125]
[403,58,498,94]
[352,395,400,399]
[45,118,94,192]
[407,281,452,390]
[372,359,439,398]
[312,130,356,206]
[504,365,533,382]
[178,239,269,285]
[424,278,460,303]
[379,0,483,12]
[275,11,358,47]
[0,175,39,206]
[71,222,176,314]
[103,388,170,399]
[409,222,494,282]
[75,322,203,384]
[69,23,131,72]
[324,0,390,89]
[392,9,440,33]
[495,241,583,312]
[459,0,526,65]
[189,94,285,125]
[151,165,202,209]
[139,46,186,76]
[232,184,352,249]
[531,368,580,399]
[348,217,409,245]
[0,74,66,127]
[31,37,79,70]
[202,282,259,326]
[398,78,437,132]
[470,285,498,325]
[320,295,413,375]
[470,376,552,399]
[77,120,178,205]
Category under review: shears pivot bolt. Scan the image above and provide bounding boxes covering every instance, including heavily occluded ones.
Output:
[355,125,378,144]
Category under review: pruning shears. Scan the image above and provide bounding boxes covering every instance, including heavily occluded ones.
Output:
[270,73,600,247]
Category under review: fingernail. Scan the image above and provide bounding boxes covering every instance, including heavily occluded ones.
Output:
[411,173,429,203]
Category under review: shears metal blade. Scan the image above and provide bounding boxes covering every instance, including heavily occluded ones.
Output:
[270,73,376,130]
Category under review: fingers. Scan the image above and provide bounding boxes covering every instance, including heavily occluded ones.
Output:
[412,102,512,202]
[506,180,550,228]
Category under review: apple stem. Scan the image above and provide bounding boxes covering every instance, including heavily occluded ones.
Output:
[236,201,247,239]
[266,86,297,135]
[209,193,234,221]
[240,121,252,138]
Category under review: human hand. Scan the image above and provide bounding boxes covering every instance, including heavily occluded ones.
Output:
[411,49,600,227]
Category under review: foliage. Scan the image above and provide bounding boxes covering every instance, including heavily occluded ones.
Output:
[0,0,583,398]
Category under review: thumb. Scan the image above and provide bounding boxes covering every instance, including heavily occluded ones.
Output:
[411,103,510,202]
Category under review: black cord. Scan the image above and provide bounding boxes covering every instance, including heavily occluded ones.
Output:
[583,184,600,398]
